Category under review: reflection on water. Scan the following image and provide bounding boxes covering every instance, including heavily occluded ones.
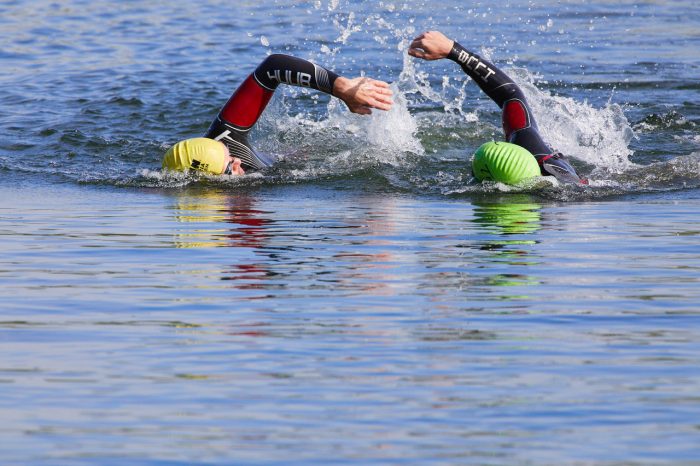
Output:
[169,190,549,308]
[173,192,272,249]
[172,191,276,292]
[473,198,542,236]
[173,192,542,299]
[170,189,406,297]
[472,198,543,293]
[2,184,700,464]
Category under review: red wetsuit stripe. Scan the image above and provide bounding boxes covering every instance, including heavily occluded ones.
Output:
[219,74,274,129]
[502,99,529,141]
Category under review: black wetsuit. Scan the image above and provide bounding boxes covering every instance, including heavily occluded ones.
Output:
[205,54,339,171]
[448,42,583,182]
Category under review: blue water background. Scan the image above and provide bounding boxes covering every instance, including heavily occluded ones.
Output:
[1,0,700,464]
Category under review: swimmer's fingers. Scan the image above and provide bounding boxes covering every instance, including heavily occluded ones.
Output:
[408,40,439,60]
[374,87,393,98]
[354,81,392,110]
[375,83,394,98]
[408,31,453,60]
[364,83,393,110]
[371,92,393,109]
[408,46,430,60]
[408,38,423,54]
[367,96,392,111]
[365,79,393,96]
[366,81,393,106]
[370,79,391,89]
[409,37,426,50]
[348,96,390,114]
[371,98,393,110]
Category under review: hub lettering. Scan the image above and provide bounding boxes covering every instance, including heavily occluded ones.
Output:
[266,70,313,87]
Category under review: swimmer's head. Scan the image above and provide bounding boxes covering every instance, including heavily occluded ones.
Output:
[162,138,244,175]
[472,141,540,185]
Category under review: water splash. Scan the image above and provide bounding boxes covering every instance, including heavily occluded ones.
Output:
[333,12,361,45]
[510,68,636,174]
[327,84,423,158]
[6,0,695,201]
[250,81,424,175]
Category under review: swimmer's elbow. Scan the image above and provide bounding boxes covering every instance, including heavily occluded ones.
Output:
[259,53,290,68]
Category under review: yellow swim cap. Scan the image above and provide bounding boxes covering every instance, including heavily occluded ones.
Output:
[162,138,227,175]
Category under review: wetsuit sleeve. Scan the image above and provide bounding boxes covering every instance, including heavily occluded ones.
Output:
[448,42,585,183]
[205,54,340,171]
[447,41,525,108]
[448,41,544,150]
[253,54,339,94]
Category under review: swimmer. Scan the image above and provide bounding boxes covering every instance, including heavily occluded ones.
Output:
[408,31,586,184]
[162,54,393,175]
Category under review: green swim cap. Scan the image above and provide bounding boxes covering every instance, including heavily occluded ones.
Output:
[472,141,541,185]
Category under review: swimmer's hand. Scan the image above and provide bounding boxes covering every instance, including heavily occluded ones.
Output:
[333,77,393,115]
[408,31,454,60]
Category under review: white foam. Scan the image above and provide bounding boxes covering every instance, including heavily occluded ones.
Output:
[252,81,424,172]
[326,84,424,160]
[510,69,636,173]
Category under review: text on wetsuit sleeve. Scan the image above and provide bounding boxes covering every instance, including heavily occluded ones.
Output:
[265,70,312,87]
[453,49,496,83]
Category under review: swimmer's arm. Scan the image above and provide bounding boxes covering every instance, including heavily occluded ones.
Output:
[254,54,392,114]
[408,31,520,108]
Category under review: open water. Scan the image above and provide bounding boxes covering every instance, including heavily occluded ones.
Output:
[1,0,700,464]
